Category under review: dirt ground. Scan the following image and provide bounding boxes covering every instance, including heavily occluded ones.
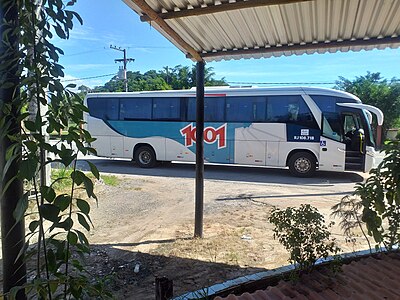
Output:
[81,162,372,300]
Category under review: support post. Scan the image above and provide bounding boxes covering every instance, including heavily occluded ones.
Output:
[0,1,27,298]
[155,277,173,300]
[376,124,382,149]
[194,60,205,238]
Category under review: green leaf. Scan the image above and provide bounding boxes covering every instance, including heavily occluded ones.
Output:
[24,140,38,153]
[13,193,29,222]
[54,24,66,39]
[29,220,40,233]
[20,158,37,181]
[86,160,99,179]
[54,194,71,211]
[47,249,57,272]
[76,230,89,246]
[24,120,37,132]
[67,231,78,245]
[56,217,73,231]
[2,153,18,181]
[83,175,96,199]
[71,170,84,185]
[41,186,56,203]
[39,204,60,222]
[71,10,83,25]
[77,213,90,231]
[49,281,58,294]
[76,199,90,215]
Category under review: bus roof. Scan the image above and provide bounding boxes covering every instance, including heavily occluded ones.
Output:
[86,86,361,102]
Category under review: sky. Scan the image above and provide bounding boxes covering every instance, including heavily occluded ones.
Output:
[57,0,400,89]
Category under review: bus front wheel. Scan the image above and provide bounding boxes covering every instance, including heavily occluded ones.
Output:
[134,146,157,168]
[288,152,316,177]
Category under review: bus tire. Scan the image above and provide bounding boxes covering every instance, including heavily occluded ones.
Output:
[288,152,316,177]
[134,146,157,168]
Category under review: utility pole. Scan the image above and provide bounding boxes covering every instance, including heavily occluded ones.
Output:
[110,45,134,92]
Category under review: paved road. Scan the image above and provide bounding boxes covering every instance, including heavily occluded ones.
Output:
[75,154,366,186]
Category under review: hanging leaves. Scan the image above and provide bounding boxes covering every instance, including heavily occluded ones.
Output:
[1,0,110,298]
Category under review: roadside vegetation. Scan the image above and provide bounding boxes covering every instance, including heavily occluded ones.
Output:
[51,168,119,193]
[335,73,400,140]
[0,1,110,298]
[78,65,228,94]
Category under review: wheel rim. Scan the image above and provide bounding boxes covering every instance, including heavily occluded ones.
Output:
[138,151,152,165]
[294,157,311,173]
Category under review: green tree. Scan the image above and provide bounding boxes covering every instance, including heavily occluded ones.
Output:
[94,65,228,92]
[335,72,400,139]
[1,0,109,298]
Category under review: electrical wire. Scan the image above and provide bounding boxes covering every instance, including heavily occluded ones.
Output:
[61,73,117,82]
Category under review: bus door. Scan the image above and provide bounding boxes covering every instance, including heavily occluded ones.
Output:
[342,112,366,171]
[319,113,346,171]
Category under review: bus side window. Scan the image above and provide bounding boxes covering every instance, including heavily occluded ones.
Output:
[226,97,252,122]
[120,98,152,120]
[87,98,105,119]
[153,97,181,120]
[87,98,119,120]
[225,96,266,122]
[187,97,196,122]
[204,97,225,122]
[267,96,302,122]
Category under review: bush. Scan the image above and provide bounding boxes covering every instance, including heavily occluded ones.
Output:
[268,204,339,271]
[353,134,400,250]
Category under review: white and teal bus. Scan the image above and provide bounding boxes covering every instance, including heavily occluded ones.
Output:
[84,87,383,177]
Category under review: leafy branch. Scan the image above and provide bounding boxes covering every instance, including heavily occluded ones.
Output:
[1,0,111,298]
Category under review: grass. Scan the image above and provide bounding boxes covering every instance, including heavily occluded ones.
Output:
[51,167,119,192]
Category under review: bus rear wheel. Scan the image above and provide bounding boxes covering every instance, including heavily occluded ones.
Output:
[134,146,157,168]
[288,152,316,177]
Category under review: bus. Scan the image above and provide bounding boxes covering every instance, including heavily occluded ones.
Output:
[84,87,383,177]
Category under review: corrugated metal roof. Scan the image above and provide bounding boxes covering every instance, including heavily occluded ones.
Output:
[214,252,400,300]
[123,0,400,62]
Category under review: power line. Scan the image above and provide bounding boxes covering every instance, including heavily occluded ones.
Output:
[61,73,117,82]
[64,49,106,57]
[227,81,336,85]
[127,45,174,49]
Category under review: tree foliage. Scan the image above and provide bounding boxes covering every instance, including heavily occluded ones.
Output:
[93,65,228,92]
[352,134,400,251]
[1,0,109,298]
[335,72,400,138]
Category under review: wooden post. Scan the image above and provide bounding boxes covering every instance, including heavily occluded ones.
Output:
[0,1,27,298]
[155,277,173,300]
[194,60,205,238]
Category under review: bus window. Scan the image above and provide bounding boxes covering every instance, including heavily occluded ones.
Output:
[153,98,181,120]
[120,98,152,120]
[186,97,195,121]
[267,96,317,128]
[87,97,119,120]
[187,97,225,122]
[322,112,343,142]
[311,95,358,113]
[205,97,225,122]
[226,96,266,122]
[267,96,301,122]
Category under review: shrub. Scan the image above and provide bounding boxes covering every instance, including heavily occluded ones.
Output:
[268,204,340,271]
[353,134,400,250]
